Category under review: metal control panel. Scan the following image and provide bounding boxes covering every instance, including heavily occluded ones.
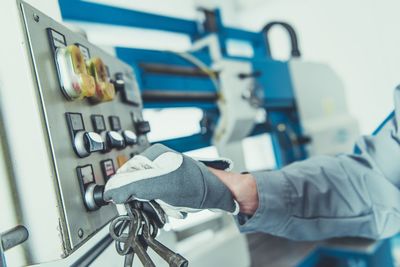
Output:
[20,2,150,254]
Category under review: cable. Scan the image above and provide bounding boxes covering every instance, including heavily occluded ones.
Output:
[262,21,301,58]
[165,51,220,91]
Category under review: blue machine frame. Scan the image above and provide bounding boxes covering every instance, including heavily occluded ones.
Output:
[59,0,308,168]
[58,1,396,266]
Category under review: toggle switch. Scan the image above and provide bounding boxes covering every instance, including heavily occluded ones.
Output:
[135,120,151,135]
[55,45,95,100]
[122,130,137,146]
[87,57,115,103]
[106,131,125,150]
[66,113,104,157]
[74,131,105,157]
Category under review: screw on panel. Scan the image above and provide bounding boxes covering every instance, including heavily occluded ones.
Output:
[33,14,40,22]
[78,228,84,238]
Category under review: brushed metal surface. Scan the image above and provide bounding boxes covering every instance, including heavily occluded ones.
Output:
[20,2,149,254]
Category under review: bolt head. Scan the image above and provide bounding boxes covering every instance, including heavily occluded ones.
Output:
[78,228,84,238]
[33,14,39,22]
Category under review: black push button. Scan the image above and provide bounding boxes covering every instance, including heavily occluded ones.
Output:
[77,164,95,187]
[91,114,106,133]
[109,116,121,131]
[66,112,85,137]
[135,120,151,135]
[113,72,125,93]
[114,72,140,106]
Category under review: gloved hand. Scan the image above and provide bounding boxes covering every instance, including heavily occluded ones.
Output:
[104,144,239,218]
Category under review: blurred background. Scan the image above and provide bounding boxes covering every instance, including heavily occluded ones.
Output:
[2,0,400,266]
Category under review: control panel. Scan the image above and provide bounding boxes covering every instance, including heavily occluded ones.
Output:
[20,3,150,254]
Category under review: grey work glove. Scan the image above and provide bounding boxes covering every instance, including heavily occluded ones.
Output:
[104,144,239,218]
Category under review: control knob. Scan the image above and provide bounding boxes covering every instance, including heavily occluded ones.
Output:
[103,131,125,151]
[84,184,107,211]
[74,131,104,157]
[122,130,137,146]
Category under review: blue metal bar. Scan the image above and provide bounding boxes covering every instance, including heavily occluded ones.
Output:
[115,48,212,68]
[59,0,199,36]
[224,28,261,42]
[373,111,394,135]
[59,1,270,59]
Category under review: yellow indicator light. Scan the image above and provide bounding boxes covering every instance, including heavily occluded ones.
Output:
[116,155,128,168]
[55,45,95,100]
[87,57,115,103]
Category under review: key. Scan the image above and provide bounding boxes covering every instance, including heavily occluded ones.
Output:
[124,253,135,267]
[141,213,188,267]
[109,216,136,267]
[109,204,156,267]
[132,200,167,229]
[125,207,156,267]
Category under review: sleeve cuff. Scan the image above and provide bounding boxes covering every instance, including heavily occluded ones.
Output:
[234,170,293,233]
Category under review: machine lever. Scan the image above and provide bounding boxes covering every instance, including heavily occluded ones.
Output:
[0,225,29,267]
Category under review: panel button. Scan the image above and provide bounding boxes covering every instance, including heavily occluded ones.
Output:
[66,112,85,134]
[76,164,95,187]
[100,159,115,182]
[116,155,128,168]
[87,57,115,103]
[135,120,151,135]
[113,72,140,106]
[91,114,106,133]
[76,164,96,210]
[113,72,125,93]
[123,130,137,146]
[55,45,95,101]
[109,116,121,131]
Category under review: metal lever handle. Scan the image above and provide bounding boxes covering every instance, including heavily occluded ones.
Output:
[262,21,301,59]
[1,225,29,267]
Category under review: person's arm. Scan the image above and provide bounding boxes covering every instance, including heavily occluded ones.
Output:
[209,168,259,215]
[211,87,400,241]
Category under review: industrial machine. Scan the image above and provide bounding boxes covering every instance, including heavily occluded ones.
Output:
[0,0,394,266]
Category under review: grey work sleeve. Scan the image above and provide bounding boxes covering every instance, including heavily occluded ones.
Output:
[236,86,400,241]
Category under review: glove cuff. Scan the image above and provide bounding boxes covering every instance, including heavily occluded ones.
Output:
[194,157,234,171]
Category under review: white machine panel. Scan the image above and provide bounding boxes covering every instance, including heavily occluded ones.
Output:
[290,60,359,156]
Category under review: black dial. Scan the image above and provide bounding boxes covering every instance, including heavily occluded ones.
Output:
[106,131,125,149]
[74,131,104,157]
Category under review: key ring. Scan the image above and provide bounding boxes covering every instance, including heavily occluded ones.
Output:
[109,206,142,256]
[141,212,158,238]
